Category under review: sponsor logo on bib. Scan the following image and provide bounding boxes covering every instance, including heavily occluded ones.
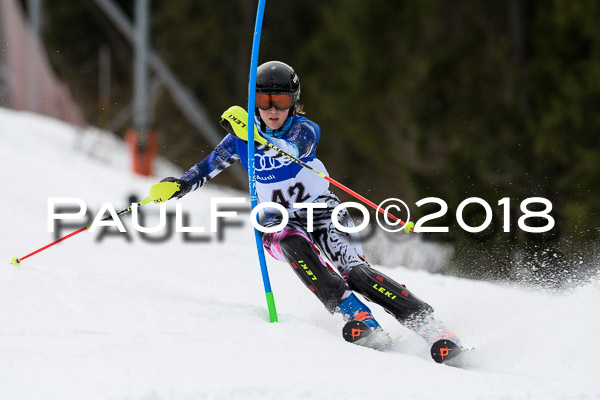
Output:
[255,153,293,171]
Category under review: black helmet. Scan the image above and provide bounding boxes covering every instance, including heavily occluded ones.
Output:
[256,61,300,104]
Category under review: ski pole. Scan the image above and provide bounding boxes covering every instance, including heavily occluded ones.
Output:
[10,181,181,267]
[259,140,415,232]
[10,196,153,267]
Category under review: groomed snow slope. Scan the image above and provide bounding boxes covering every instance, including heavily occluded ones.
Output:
[1,108,598,400]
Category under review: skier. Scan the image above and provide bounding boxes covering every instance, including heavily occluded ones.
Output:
[150,61,463,362]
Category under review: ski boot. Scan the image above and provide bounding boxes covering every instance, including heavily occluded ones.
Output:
[338,293,381,330]
[408,313,465,364]
[338,293,392,349]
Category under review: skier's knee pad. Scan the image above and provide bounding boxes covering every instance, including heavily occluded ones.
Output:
[279,234,348,313]
[347,264,433,323]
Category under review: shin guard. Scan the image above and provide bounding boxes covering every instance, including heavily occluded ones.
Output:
[279,235,348,313]
[347,265,433,324]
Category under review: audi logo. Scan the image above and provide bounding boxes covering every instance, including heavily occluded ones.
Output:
[254,153,293,171]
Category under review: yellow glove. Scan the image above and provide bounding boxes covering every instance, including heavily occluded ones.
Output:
[220,105,267,145]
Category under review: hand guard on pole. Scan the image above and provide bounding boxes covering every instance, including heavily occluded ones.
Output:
[148,178,191,203]
[220,105,268,145]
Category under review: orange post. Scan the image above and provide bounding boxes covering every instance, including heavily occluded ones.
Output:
[126,129,158,176]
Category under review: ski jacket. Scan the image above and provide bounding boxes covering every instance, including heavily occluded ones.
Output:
[180,114,329,210]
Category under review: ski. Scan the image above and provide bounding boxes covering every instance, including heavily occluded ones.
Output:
[344,320,470,365]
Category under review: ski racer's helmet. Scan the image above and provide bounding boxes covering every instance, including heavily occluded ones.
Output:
[255,61,300,113]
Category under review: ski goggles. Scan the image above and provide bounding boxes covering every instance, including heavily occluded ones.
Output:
[255,93,295,111]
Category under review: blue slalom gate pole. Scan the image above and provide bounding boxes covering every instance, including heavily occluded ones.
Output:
[248,0,277,322]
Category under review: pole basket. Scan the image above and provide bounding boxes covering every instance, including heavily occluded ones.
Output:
[126,129,158,176]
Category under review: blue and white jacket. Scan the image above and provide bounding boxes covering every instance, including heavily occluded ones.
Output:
[180,114,329,210]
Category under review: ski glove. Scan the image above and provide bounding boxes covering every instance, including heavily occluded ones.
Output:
[220,105,268,145]
[148,177,191,203]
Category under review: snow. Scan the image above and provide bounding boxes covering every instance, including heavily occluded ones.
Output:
[1,107,599,399]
